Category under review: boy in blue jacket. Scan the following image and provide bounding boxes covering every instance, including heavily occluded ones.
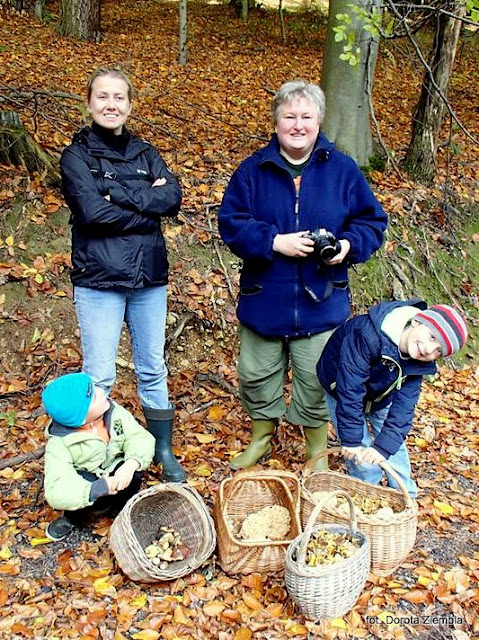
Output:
[317,300,467,496]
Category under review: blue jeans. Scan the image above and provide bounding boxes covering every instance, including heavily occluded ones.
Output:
[74,285,170,410]
[326,394,417,497]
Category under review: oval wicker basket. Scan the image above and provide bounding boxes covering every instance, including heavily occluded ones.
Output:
[110,483,216,582]
[213,470,302,575]
[301,447,418,576]
[285,491,370,620]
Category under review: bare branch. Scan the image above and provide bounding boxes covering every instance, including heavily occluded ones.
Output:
[384,0,479,146]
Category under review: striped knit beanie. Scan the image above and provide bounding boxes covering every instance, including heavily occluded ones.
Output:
[415,305,468,357]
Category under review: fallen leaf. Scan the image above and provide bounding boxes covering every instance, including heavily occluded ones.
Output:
[203,600,226,616]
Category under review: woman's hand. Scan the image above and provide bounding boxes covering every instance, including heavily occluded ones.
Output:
[152,177,167,187]
[323,239,351,265]
[273,232,315,257]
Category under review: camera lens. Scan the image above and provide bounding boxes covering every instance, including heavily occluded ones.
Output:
[320,245,338,261]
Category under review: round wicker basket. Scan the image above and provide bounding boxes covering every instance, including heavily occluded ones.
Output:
[110,483,216,582]
[285,491,370,620]
[301,448,418,576]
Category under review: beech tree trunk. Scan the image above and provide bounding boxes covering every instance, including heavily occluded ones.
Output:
[0,111,59,182]
[321,0,380,166]
[3,0,35,10]
[404,3,465,183]
[240,0,248,22]
[59,0,100,40]
[179,0,187,65]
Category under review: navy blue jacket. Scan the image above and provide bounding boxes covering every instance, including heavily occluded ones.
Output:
[317,300,437,458]
[218,133,387,338]
[61,125,181,289]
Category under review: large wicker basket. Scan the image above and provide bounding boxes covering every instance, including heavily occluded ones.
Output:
[110,483,216,582]
[301,448,418,576]
[213,470,302,575]
[285,491,370,620]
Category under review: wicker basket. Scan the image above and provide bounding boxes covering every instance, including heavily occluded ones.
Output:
[213,470,302,575]
[110,483,216,582]
[301,447,418,576]
[285,491,370,620]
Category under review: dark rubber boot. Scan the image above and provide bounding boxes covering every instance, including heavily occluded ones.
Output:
[304,422,329,470]
[143,406,186,483]
[230,419,276,471]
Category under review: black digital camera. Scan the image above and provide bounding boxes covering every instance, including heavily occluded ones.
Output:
[307,228,342,262]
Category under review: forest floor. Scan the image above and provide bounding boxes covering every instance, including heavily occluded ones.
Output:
[0,1,478,639]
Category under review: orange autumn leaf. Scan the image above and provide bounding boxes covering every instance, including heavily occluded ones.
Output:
[203,600,226,617]
[242,593,263,611]
[402,589,433,604]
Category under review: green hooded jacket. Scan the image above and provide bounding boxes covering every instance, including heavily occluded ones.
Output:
[44,401,155,511]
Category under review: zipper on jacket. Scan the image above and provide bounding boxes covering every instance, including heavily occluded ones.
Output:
[365,355,406,413]
[293,176,300,330]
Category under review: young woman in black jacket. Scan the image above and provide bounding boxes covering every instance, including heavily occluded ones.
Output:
[61,67,185,482]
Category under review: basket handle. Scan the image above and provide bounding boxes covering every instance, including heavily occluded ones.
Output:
[220,469,302,522]
[226,469,301,501]
[296,490,357,566]
[304,446,414,508]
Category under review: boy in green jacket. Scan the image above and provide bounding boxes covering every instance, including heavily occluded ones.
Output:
[42,372,155,541]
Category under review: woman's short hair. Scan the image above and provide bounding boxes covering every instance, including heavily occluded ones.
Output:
[272,80,326,124]
[86,67,135,101]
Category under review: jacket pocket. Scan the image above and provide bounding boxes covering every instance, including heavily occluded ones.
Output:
[240,284,262,296]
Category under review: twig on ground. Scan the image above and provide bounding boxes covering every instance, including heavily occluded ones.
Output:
[207,207,236,302]
[422,228,462,310]
[0,445,45,470]
[195,373,239,397]
[166,312,196,360]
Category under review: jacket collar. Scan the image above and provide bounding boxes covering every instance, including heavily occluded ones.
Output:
[258,132,335,168]
[72,126,149,161]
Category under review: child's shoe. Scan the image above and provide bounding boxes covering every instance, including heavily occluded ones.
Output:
[46,516,74,541]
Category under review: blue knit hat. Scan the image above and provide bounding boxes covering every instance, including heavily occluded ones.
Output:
[42,373,94,427]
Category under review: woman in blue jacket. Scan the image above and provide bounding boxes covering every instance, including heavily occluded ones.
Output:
[61,67,185,483]
[218,80,387,470]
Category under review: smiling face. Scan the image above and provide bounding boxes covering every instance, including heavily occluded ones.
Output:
[88,74,132,135]
[275,96,320,161]
[400,320,443,362]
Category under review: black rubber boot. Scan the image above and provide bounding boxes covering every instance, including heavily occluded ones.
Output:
[143,406,186,483]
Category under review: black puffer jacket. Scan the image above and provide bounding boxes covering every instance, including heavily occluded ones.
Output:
[61,125,181,289]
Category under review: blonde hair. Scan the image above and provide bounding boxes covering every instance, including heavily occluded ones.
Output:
[86,66,134,101]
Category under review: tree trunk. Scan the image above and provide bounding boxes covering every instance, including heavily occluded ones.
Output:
[34,0,44,20]
[278,0,286,43]
[321,0,380,166]
[179,0,187,66]
[0,111,59,183]
[59,0,101,40]
[3,0,36,11]
[404,3,465,183]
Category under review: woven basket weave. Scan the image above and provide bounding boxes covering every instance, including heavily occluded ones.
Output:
[213,470,302,575]
[285,491,370,620]
[301,447,418,576]
[110,483,216,582]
